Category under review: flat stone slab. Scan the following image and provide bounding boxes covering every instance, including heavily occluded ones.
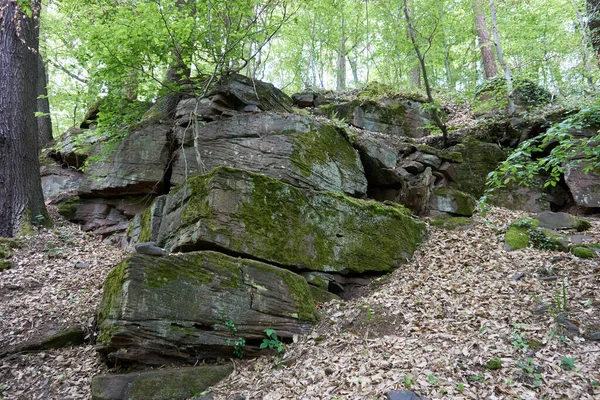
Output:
[91,365,232,400]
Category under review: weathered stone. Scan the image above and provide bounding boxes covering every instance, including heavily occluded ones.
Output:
[49,127,99,169]
[135,242,167,256]
[170,113,367,196]
[321,97,439,138]
[438,161,457,182]
[429,215,475,231]
[399,161,425,175]
[537,211,591,232]
[406,151,442,169]
[175,75,292,126]
[91,365,232,400]
[79,124,171,197]
[356,136,402,186]
[0,325,85,356]
[135,167,426,275]
[590,332,600,341]
[41,170,83,205]
[292,93,316,108]
[429,188,476,217]
[399,167,434,216]
[96,251,317,365]
[564,164,600,208]
[450,138,507,198]
[387,390,427,400]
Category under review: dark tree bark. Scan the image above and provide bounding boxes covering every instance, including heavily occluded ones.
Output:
[588,0,600,66]
[473,0,498,79]
[0,0,49,237]
[36,53,53,148]
[489,0,515,115]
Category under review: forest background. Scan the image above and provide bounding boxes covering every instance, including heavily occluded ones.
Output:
[40,0,600,137]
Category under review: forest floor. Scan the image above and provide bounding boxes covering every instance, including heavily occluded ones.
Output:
[0,207,599,400]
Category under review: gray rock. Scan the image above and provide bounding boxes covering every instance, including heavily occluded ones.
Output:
[399,167,434,216]
[589,332,600,341]
[170,113,367,196]
[91,365,232,400]
[399,161,425,175]
[387,390,426,400]
[537,211,591,232]
[564,163,600,209]
[429,188,476,217]
[510,272,526,281]
[134,167,426,275]
[135,242,167,256]
[75,262,89,269]
[450,139,506,198]
[407,151,442,169]
[79,124,172,197]
[96,251,317,366]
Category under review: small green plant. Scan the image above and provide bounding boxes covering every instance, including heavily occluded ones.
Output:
[217,311,246,358]
[516,358,543,388]
[560,357,576,371]
[403,375,413,389]
[510,329,529,351]
[427,374,437,385]
[485,358,502,370]
[457,383,465,392]
[468,373,485,382]
[260,328,285,354]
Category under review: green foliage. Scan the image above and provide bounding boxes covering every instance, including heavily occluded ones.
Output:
[482,102,600,205]
[217,311,246,358]
[475,75,551,108]
[260,328,285,354]
[516,357,543,387]
[560,357,576,371]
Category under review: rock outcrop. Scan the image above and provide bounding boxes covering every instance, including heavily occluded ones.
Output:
[129,167,426,275]
[96,251,318,366]
[170,113,367,196]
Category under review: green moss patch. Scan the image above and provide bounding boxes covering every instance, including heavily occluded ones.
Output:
[572,246,595,259]
[57,197,80,221]
[430,216,474,230]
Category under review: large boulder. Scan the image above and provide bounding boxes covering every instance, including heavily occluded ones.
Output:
[429,188,476,217]
[170,113,368,196]
[96,251,317,366]
[564,164,600,208]
[450,138,507,198]
[78,123,172,197]
[129,167,426,275]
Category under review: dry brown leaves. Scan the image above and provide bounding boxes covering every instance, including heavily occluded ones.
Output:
[210,207,600,400]
[0,206,126,400]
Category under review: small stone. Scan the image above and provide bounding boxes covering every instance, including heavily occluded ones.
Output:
[510,272,526,281]
[135,242,167,256]
[386,390,426,400]
[324,367,334,375]
[589,332,600,341]
[75,262,89,269]
[531,303,550,314]
[537,276,559,281]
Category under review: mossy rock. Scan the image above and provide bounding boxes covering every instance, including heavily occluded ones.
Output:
[505,217,538,250]
[429,188,476,217]
[505,217,568,252]
[96,251,318,366]
[474,76,551,114]
[485,358,502,370]
[0,237,25,249]
[91,365,233,400]
[430,216,474,231]
[0,260,13,271]
[309,286,340,304]
[150,167,427,275]
[56,197,80,221]
[0,245,11,259]
[572,246,596,259]
[571,217,591,232]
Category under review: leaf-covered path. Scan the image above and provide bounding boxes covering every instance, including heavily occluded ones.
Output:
[0,207,599,399]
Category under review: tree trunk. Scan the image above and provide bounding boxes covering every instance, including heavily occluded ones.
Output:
[0,0,49,237]
[573,0,597,90]
[336,13,346,91]
[473,0,498,79]
[161,0,195,118]
[36,53,53,148]
[587,0,600,67]
[403,0,448,146]
[409,64,421,89]
[489,0,515,115]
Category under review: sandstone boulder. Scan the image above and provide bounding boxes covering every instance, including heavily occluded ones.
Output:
[429,188,476,217]
[96,251,317,366]
[564,164,600,209]
[78,123,172,197]
[130,167,426,275]
[170,113,367,196]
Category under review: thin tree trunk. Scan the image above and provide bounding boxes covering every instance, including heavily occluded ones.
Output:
[0,0,49,237]
[489,0,515,115]
[588,0,600,66]
[440,8,452,87]
[473,0,498,79]
[336,12,346,90]
[37,53,53,148]
[573,0,597,89]
[403,0,448,146]
[349,56,359,83]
